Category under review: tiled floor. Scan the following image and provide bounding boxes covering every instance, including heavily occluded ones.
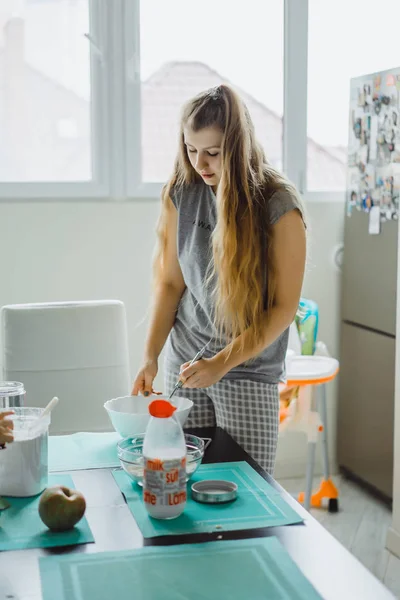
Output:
[278,474,400,599]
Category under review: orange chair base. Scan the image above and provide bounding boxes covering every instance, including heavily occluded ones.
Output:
[298,478,339,513]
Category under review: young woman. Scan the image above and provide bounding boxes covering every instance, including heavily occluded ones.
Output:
[132,84,306,473]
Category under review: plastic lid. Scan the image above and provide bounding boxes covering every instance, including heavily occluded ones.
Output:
[148,399,177,418]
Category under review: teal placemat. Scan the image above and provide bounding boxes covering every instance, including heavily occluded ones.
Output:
[113,461,303,538]
[0,474,94,551]
[49,432,121,471]
[39,537,322,600]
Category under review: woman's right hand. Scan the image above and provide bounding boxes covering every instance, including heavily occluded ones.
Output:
[131,359,159,396]
[0,411,14,446]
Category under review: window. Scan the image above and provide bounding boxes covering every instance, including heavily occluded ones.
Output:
[0,0,93,182]
[307,0,400,192]
[2,0,366,200]
[0,0,108,198]
[130,0,284,188]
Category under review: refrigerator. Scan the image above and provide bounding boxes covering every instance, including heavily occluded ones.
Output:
[338,66,400,500]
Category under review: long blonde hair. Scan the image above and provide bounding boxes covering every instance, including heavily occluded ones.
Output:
[155,84,303,354]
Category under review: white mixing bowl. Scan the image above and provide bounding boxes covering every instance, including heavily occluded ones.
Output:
[104,394,193,438]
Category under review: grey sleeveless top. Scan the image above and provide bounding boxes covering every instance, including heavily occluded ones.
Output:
[165,181,302,384]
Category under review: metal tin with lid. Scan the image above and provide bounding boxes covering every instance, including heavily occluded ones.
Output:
[191,480,238,504]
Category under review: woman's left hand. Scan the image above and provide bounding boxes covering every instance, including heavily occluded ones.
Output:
[179,357,227,389]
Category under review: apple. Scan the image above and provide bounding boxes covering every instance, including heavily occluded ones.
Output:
[38,485,86,532]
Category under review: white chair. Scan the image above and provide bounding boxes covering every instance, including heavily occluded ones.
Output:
[1,300,131,434]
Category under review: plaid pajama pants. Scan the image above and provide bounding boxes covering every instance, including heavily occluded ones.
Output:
[164,366,279,475]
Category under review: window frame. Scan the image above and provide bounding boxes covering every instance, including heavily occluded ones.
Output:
[0,0,345,202]
[284,0,345,203]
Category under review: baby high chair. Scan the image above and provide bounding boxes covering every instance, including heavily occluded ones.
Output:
[279,299,340,513]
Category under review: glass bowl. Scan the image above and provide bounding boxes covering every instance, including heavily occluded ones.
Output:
[117,433,205,486]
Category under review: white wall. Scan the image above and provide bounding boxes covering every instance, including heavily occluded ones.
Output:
[387,216,400,557]
[0,197,344,478]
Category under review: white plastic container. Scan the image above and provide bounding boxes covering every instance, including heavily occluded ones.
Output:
[0,407,50,497]
[143,399,187,520]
